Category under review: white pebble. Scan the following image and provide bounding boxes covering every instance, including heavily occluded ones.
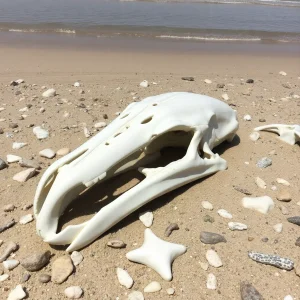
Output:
[276,178,290,186]
[243,114,252,121]
[201,201,213,210]
[7,154,22,163]
[206,250,222,268]
[117,268,134,289]
[228,222,247,231]
[217,209,232,219]
[279,71,287,76]
[139,211,153,227]
[33,126,49,139]
[83,127,91,138]
[39,107,45,113]
[42,88,56,97]
[0,274,9,282]
[13,168,36,183]
[64,286,83,299]
[12,142,27,150]
[71,251,83,266]
[255,177,266,189]
[39,148,56,159]
[284,296,293,300]
[242,196,274,214]
[199,261,209,271]
[74,82,81,87]
[19,214,34,224]
[249,132,260,141]
[204,79,212,84]
[7,285,26,300]
[273,223,283,233]
[3,259,20,270]
[207,273,217,290]
[57,148,70,156]
[144,281,161,293]
[94,122,107,129]
[222,93,229,101]
[166,288,175,295]
[128,291,144,300]
[139,80,149,88]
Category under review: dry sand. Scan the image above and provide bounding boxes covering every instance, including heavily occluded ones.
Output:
[0,36,300,299]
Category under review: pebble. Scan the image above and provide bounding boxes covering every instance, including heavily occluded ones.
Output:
[276,178,290,186]
[233,186,252,195]
[273,223,283,233]
[3,204,15,212]
[12,142,27,150]
[0,158,7,170]
[13,168,37,182]
[0,273,9,282]
[217,83,225,88]
[42,88,56,97]
[39,148,56,159]
[33,126,49,139]
[19,214,34,224]
[9,123,18,129]
[204,79,212,84]
[200,261,209,270]
[279,71,287,76]
[7,285,26,300]
[217,209,232,219]
[128,291,144,300]
[287,216,300,226]
[64,286,83,299]
[3,259,20,270]
[7,154,22,163]
[57,148,70,156]
[203,215,214,223]
[249,132,260,141]
[256,157,272,168]
[201,200,213,210]
[295,264,300,276]
[83,127,90,137]
[51,256,74,284]
[248,251,294,270]
[206,249,223,268]
[228,222,247,231]
[20,251,51,271]
[166,288,175,295]
[277,190,291,202]
[74,82,81,87]
[0,219,15,233]
[243,114,252,121]
[181,77,194,81]
[107,240,127,249]
[39,274,51,283]
[242,196,274,214]
[19,158,41,169]
[117,268,134,289]
[284,296,294,300]
[200,232,226,244]
[222,93,229,101]
[206,273,217,290]
[255,177,266,189]
[295,237,300,247]
[139,211,153,227]
[21,273,30,283]
[94,122,107,129]
[139,80,149,88]
[279,205,289,215]
[164,223,179,237]
[0,242,19,262]
[240,282,263,300]
[246,79,254,83]
[144,281,161,293]
[70,251,83,266]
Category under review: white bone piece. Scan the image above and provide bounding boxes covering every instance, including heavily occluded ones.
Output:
[254,124,300,145]
[33,92,239,251]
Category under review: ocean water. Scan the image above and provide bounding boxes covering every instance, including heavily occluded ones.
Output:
[0,0,299,43]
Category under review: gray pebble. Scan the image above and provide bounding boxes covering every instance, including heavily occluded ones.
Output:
[295,237,300,247]
[240,282,263,300]
[246,79,254,84]
[0,158,8,170]
[261,237,268,243]
[39,274,51,283]
[21,251,51,272]
[107,240,126,249]
[256,157,272,168]
[19,158,41,170]
[0,219,15,233]
[203,215,215,223]
[217,83,225,88]
[287,216,300,226]
[233,185,252,195]
[181,77,194,81]
[21,273,31,283]
[164,223,179,237]
[200,232,227,244]
[0,241,19,262]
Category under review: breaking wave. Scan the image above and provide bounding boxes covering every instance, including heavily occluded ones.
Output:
[156,35,262,42]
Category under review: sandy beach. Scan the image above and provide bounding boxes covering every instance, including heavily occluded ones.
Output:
[0,34,300,300]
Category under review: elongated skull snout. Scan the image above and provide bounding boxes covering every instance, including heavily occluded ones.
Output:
[34,92,239,251]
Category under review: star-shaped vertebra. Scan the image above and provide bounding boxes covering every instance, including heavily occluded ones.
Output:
[126,228,186,281]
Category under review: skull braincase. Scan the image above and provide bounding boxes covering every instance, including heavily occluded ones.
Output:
[34,92,239,251]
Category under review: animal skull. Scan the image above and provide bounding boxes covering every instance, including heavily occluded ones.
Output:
[34,92,239,251]
[255,124,300,145]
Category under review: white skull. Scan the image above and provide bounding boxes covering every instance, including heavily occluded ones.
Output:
[34,92,239,251]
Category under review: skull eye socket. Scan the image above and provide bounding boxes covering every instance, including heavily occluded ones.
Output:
[141,116,153,124]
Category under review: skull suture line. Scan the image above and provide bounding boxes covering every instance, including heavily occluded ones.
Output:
[34,92,239,251]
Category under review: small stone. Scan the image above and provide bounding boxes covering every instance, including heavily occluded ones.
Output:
[249,132,260,141]
[233,186,252,195]
[201,201,213,210]
[7,285,26,300]
[51,256,74,284]
[139,80,149,88]
[39,274,51,283]
[287,216,300,226]
[200,232,226,244]
[248,236,254,241]
[204,79,212,84]
[144,281,161,293]
[103,113,108,119]
[117,267,134,289]
[240,282,263,300]
[279,71,287,76]
[206,249,222,268]
[3,259,20,270]
[243,114,252,121]
[39,148,56,159]
[246,79,254,84]
[261,237,268,243]
[279,205,289,215]
[19,214,34,224]
[12,142,27,150]
[228,222,247,231]
[255,177,266,189]
[3,204,15,212]
[94,122,107,129]
[21,273,30,283]
[200,261,209,270]
[21,251,51,271]
[22,203,33,210]
[166,288,175,295]
[295,264,300,276]
[0,242,18,262]
[256,157,272,168]
[139,211,153,227]
[0,158,7,170]
[203,215,214,223]
[9,123,18,129]
[217,209,232,219]
[277,190,292,202]
[42,88,56,97]
[64,286,83,299]
[19,158,41,169]
[0,274,9,282]
[56,148,70,156]
[128,291,144,300]
[0,219,15,233]
[107,240,126,249]
[40,107,45,113]
[164,223,179,237]
[181,77,194,81]
[259,118,266,122]
[282,83,292,89]
[217,83,225,88]
[33,126,49,139]
[83,127,90,137]
[295,237,300,247]
[222,93,229,101]
[284,296,294,300]
[70,251,83,266]
[242,196,274,214]
[13,168,37,182]
[273,223,283,233]
[276,178,290,186]
[206,273,217,290]
[7,154,22,163]
[74,82,81,87]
